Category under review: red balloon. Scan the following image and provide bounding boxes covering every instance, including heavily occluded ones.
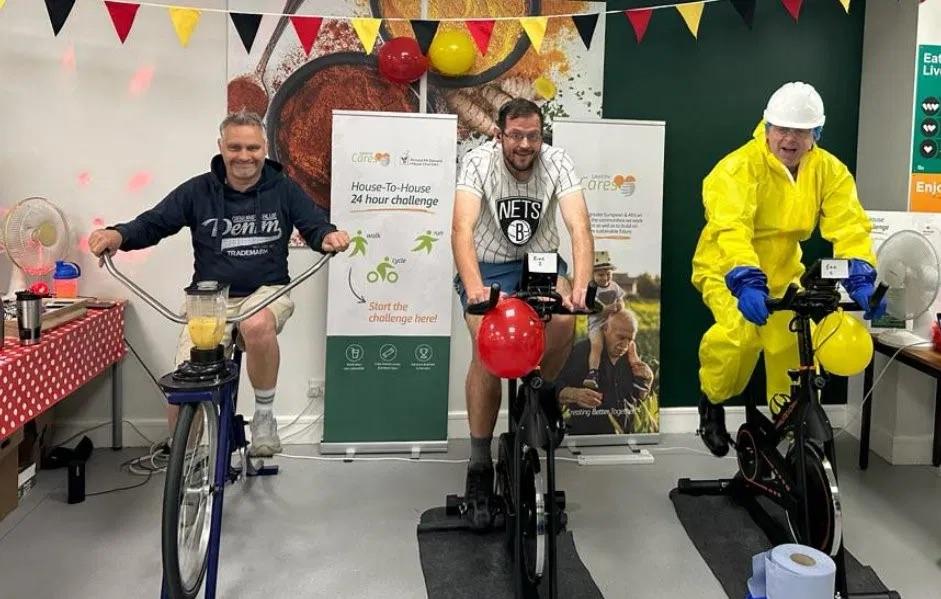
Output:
[476,298,545,379]
[378,37,428,84]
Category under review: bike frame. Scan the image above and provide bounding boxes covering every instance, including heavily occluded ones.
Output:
[102,252,331,599]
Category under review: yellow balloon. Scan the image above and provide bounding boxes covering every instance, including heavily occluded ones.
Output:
[812,310,873,376]
[428,30,476,77]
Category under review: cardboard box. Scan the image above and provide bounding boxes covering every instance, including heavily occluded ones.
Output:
[0,429,24,522]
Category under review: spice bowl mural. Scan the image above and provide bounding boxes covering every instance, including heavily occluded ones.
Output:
[226,0,605,246]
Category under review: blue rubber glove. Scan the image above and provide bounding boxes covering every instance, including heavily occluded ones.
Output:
[842,259,887,320]
[725,266,770,326]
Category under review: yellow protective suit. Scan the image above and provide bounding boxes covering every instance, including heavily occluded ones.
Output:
[692,123,876,406]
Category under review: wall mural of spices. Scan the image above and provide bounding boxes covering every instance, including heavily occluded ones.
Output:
[226,0,605,246]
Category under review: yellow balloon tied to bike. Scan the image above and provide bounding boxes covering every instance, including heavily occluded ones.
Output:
[812,309,873,376]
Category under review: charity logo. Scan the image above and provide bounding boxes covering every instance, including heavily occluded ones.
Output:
[611,174,636,196]
[351,151,391,166]
[497,197,542,246]
[923,96,940,115]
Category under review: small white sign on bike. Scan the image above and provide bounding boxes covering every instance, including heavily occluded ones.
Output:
[821,259,849,279]
[528,252,558,274]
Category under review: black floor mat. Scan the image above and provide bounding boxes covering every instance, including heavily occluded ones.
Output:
[417,507,605,599]
[669,488,896,598]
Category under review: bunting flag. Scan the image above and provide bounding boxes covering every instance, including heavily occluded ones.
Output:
[781,0,803,21]
[731,0,756,29]
[677,2,705,39]
[466,19,495,55]
[351,17,381,54]
[104,1,140,44]
[229,12,262,53]
[168,7,201,48]
[7,1,860,49]
[625,9,653,44]
[571,13,599,50]
[290,15,323,56]
[410,19,439,55]
[45,0,76,36]
[520,16,549,54]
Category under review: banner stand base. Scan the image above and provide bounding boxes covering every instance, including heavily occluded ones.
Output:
[321,440,449,458]
[565,433,659,452]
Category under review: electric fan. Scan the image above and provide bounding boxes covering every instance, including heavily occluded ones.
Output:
[1,197,71,298]
[872,229,941,347]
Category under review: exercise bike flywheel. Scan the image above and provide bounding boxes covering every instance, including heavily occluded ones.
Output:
[784,442,842,556]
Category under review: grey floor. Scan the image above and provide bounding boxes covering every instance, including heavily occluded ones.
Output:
[1,434,939,599]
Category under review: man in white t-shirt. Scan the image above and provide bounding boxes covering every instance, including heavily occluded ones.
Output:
[451,98,596,528]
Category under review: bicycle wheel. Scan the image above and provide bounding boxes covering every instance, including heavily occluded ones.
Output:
[162,401,219,599]
[519,447,546,584]
[784,442,842,556]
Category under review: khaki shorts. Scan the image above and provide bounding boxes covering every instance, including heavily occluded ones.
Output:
[175,285,295,366]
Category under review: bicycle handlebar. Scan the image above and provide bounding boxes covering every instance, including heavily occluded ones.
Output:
[103,252,333,324]
[466,281,601,317]
[765,281,889,315]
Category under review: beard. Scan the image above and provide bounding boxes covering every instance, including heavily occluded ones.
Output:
[503,148,537,173]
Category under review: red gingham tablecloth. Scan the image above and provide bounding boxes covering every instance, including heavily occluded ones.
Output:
[0,304,125,441]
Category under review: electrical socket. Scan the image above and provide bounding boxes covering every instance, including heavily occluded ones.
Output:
[306,378,325,400]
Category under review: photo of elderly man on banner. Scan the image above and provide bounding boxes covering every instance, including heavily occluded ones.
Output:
[556,251,659,436]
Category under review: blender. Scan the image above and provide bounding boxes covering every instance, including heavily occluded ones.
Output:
[176,280,229,381]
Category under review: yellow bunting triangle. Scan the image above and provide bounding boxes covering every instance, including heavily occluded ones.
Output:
[168,7,201,48]
[0,1,6,11]
[520,16,549,54]
[351,18,381,54]
[839,0,851,13]
[677,2,705,39]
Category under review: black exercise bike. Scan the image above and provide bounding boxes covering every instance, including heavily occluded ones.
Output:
[678,259,898,599]
[445,252,599,599]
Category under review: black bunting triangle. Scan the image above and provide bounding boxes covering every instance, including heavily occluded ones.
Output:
[730,0,757,29]
[45,0,76,36]
[571,13,599,50]
[230,12,263,53]
[410,20,440,55]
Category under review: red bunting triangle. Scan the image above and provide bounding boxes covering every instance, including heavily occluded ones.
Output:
[781,0,803,22]
[625,9,653,44]
[290,15,323,56]
[104,1,140,44]
[466,19,495,55]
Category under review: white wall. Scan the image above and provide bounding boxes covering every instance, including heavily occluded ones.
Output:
[0,0,483,447]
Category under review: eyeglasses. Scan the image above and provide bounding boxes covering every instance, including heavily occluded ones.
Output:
[768,125,814,139]
[503,131,543,143]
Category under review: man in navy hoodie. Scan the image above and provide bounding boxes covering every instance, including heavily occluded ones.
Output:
[89,109,350,457]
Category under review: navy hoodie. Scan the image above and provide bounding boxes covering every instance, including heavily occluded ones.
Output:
[113,156,336,297]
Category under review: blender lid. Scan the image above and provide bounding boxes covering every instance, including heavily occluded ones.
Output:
[185,280,230,295]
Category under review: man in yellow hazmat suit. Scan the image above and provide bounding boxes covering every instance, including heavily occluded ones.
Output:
[692,81,887,457]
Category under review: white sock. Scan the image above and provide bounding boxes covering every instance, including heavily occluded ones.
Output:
[254,387,275,415]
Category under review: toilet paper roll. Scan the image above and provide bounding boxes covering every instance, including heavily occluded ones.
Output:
[765,544,836,599]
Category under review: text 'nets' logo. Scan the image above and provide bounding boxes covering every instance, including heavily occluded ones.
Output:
[352,151,391,166]
[497,197,542,246]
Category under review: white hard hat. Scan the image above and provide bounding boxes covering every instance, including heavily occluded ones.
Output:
[763,82,826,129]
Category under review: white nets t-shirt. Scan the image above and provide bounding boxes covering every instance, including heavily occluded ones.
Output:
[456,141,581,264]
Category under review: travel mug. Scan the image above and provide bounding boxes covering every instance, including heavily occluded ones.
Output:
[16,291,43,345]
